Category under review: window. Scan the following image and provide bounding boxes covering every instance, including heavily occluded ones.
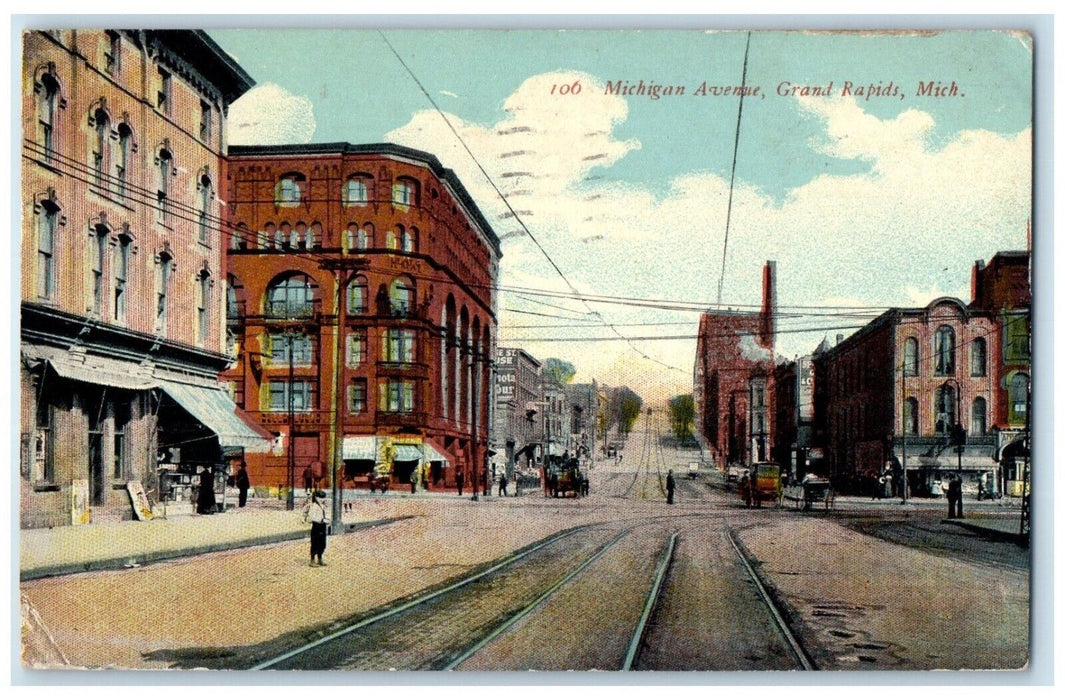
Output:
[346,331,367,367]
[37,201,58,300]
[155,252,172,332]
[266,380,313,412]
[1008,373,1029,425]
[971,397,987,437]
[1004,314,1030,362]
[199,100,212,142]
[347,276,368,314]
[934,326,955,376]
[903,397,918,436]
[358,227,371,250]
[383,329,415,364]
[402,229,415,253]
[348,379,367,414]
[379,380,414,413]
[113,234,130,322]
[112,401,129,480]
[90,225,108,315]
[92,108,110,188]
[37,72,59,158]
[157,67,171,112]
[157,149,172,223]
[385,230,397,250]
[196,270,211,346]
[934,384,956,435]
[389,277,415,317]
[903,337,918,376]
[275,175,303,207]
[971,337,987,377]
[393,179,416,207]
[33,403,54,483]
[226,276,241,320]
[266,274,314,318]
[195,175,212,244]
[104,31,121,74]
[344,177,369,206]
[268,333,313,367]
[116,124,132,201]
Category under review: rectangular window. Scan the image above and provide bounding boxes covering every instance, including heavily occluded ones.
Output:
[105,31,121,74]
[112,401,129,480]
[199,100,212,142]
[37,206,56,299]
[346,331,367,367]
[34,404,53,483]
[1004,314,1031,362]
[156,257,171,332]
[379,380,414,413]
[268,381,312,412]
[269,334,313,367]
[113,239,128,322]
[384,329,415,363]
[197,275,210,345]
[157,68,171,112]
[91,233,106,315]
[348,380,367,413]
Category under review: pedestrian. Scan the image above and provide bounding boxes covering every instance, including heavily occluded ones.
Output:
[196,466,217,514]
[303,490,328,567]
[410,468,417,494]
[483,467,490,496]
[456,469,464,496]
[946,476,958,518]
[236,461,250,508]
[302,466,313,493]
[499,472,508,497]
[666,469,676,505]
[953,475,965,519]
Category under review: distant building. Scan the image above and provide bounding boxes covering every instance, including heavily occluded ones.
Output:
[493,347,542,478]
[20,30,266,527]
[772,352,817,479]
[694,261,777,470]
[564,382,599,460]
[222,143,501,493]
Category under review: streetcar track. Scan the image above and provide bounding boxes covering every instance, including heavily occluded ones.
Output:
[726,527,817,670]
[623,530,678,670]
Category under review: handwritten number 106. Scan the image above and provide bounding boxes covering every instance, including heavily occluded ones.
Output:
[550,81,582,95]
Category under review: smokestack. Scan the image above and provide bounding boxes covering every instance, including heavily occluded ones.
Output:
[760,260,776,350]
[971,259,985,307]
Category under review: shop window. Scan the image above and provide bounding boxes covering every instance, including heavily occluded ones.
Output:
[933,326,955,376]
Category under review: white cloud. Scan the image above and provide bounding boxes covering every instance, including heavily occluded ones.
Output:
[386,78,1030,400]
[228,83,316,146]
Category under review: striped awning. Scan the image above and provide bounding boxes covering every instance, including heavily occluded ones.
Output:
[393,444,423,462]
[158,380,272,453]
[422,442,450,465]
[23,343,156,390]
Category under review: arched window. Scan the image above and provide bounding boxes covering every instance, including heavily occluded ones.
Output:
[343,175,371,206]
[389,277,415,317]
[971,397,987,437]
[232,223,249,251]
[89,221,109,315]
[278,222,292,249]
[155,251,173,332]
[970,337,987,377]
[393,178,418,207]
[1008,373,1029,425]
[308,222,321,250]
[359,224,373,250]
[198,174,212,244]
[157,148,172,223]
[347,275,368,314]
[904,397,918,436]
[37,71,60,158]
[402,229,415,253]
[196,269,211,345]
[934,326,955,376]
[226,275,242,321]
[36,198,60,300]
[934,384,956,435]
[116,123,132,201]
[343,224,357,252]
[385,230,397,250]
[265,273,315,318]
[274,174,304,207]
[904,337,918,376]
[93,108,111,188]
[113,231,131,323]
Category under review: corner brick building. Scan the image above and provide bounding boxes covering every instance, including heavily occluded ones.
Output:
[222,143,501,495]
[694,261,777,470]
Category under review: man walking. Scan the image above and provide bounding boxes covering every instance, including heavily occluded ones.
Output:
[303,490,328,567]
[666,469,676,505]
[499,472,508,497]
[456,469,464,496]
[235,461,250,508]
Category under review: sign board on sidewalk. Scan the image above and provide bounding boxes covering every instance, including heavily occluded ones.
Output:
[126,481,154,521]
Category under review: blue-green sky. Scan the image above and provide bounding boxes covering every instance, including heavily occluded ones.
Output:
[210,29,1032,399]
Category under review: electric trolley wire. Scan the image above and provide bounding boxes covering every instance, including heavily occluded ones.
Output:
[716,30,753,308]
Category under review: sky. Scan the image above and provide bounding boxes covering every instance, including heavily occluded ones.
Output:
[209,28,1032,405]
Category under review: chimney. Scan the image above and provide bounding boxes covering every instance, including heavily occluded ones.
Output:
[760,260,776,350]
[971,259,985,308]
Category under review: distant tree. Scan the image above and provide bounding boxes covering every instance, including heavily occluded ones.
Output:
[614,387,643,435]
[669,394,695,442]
[543,358,576,385]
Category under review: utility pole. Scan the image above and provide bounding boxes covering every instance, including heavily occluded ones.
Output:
[286,331,295,511]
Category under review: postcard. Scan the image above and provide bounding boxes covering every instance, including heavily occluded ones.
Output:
[18,25,1033,674]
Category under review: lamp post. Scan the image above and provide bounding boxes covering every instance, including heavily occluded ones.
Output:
[285,331,296,511]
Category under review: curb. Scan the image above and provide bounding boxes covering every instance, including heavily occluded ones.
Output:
[20,515,414,581]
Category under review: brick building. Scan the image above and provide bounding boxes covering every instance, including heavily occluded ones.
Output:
[20,30,267,528]
[772,351,817,480]
[222,143,501,496]
[693,261,777,470]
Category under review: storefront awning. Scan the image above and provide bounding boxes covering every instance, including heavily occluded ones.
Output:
[393,444,423,462]
[23,343,156,390]
[422,442,450,465]
[342,436,377,461]
[158,380,272,453]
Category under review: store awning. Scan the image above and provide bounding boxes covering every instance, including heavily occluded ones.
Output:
[343,436,377,461]
[23,343,156,390]
[158,380,272,453]
[393,444,423,462]
[422,442,450,465]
